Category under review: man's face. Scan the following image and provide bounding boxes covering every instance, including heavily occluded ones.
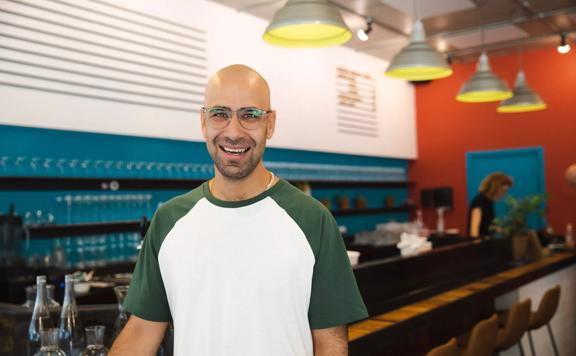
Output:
[201,80,275,179]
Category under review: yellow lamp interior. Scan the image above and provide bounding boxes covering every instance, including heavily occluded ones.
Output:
[456,90,513,103]
[497,103,547,113]
[385,66,453,81]
[263,23,351,48]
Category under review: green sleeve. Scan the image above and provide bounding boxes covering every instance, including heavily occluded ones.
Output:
[308,210,369,329]
[123,210,172,322]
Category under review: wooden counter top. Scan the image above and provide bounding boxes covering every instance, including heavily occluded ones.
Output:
[348,250,576,355]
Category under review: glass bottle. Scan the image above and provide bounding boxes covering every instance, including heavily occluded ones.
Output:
[111,286,129,344]
[566,223,575,249]
[28,276,54,356]
[22,285,36,308]
[22,284,60,309]
[47,284,61,310]
[81,325,109,356]
[33,329,67,356]
[435,207,446,236]
[58,274,86,355]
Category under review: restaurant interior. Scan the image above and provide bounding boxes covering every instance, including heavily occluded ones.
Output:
[1,0,575,355]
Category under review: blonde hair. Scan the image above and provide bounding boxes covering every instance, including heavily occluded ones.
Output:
[478,172,513,199]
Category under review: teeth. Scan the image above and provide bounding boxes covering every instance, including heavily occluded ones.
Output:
[222,146,248,154]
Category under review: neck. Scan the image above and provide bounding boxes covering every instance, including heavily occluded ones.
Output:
[210,164,275,201]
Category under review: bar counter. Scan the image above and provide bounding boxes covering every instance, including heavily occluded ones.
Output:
[349,248,576,355]
[1,238,575,356]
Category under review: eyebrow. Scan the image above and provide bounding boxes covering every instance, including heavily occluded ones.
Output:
[210,106,261,111]
[210,106,231,110]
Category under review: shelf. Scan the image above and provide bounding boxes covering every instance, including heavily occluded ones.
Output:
[26,219,148,239]
[0,176,203,191]
[0,176,412,191]
[37,261,136,276]
[23,207,414,239]
[303,180,414,188]
[331,205,415,216]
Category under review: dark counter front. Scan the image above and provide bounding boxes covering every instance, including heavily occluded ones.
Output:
[353,237,511,316]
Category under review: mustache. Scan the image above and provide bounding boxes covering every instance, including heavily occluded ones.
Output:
[214,136,256,147]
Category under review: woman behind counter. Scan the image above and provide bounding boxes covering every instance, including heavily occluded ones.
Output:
[467,172,513,238]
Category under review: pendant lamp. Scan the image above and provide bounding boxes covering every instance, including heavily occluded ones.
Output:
[456,52,513,103]
[497,70,546,113]
[263,0,352,48]
[385,20,452,81]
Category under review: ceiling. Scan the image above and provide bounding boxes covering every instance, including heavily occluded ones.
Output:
[209,0,576,62]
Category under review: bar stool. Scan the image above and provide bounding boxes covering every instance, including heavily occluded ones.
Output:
[527,285,561,356]
[427,338,458,356]
[495,298,532,356]
[428,314,498,356]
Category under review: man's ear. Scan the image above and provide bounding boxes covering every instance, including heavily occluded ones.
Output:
[266,111,276,139]
[200,111,207,139]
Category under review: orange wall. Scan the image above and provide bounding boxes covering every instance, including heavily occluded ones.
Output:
[411,46,576,234]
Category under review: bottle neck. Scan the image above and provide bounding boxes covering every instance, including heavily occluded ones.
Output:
[32,280,49,318]
[62,280,76,307]
[60,279,79,323]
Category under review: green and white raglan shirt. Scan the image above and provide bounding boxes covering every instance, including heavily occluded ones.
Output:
[124,179,368,355]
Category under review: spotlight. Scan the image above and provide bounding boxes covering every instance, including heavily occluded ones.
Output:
[357,16,373,42]
[558,33,571,54]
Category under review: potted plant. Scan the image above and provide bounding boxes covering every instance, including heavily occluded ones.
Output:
[491,194,547,262]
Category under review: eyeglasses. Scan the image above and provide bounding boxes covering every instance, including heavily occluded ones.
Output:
[201,106,273,130]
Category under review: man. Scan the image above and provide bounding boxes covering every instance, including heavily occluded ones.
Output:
[110,65,368,355]
[566,163,576,188]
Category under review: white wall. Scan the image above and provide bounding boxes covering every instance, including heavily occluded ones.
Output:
[0,0,417,159]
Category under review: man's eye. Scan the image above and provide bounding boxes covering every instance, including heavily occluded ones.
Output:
[241,111,262,119]
[211,112,230,118]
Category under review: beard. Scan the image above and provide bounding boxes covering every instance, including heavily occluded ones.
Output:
[209,136,263,179]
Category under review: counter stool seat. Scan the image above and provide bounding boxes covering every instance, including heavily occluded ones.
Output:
[429,314,498,356]
[427,338,459,356]
[495,298,532,355]
[527,285,561,356]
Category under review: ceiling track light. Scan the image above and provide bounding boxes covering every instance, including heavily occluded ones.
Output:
[558,33,571,54]
[357,16,373,42]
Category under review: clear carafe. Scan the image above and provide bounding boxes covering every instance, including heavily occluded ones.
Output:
[28,276,54,356]
[111,285,129,344]
[58,274,86,355]
[81,325,109,356]
[23,284,60,309]
[33,329,67,356]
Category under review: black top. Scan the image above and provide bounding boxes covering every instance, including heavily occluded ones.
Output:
[467,193,495,237]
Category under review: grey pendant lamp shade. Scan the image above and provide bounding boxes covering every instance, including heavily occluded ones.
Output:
[497,70,547,113]
[263,0,352,48]
[456,52,513,103]
[384,19,452,81]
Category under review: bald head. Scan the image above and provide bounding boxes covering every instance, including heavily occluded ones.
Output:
[566,164,576,188]
[204,64,271,109]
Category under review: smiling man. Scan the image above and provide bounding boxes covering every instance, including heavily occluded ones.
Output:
[110,65,368,356]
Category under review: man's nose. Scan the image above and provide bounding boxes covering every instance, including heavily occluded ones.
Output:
[223,113,245,138]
